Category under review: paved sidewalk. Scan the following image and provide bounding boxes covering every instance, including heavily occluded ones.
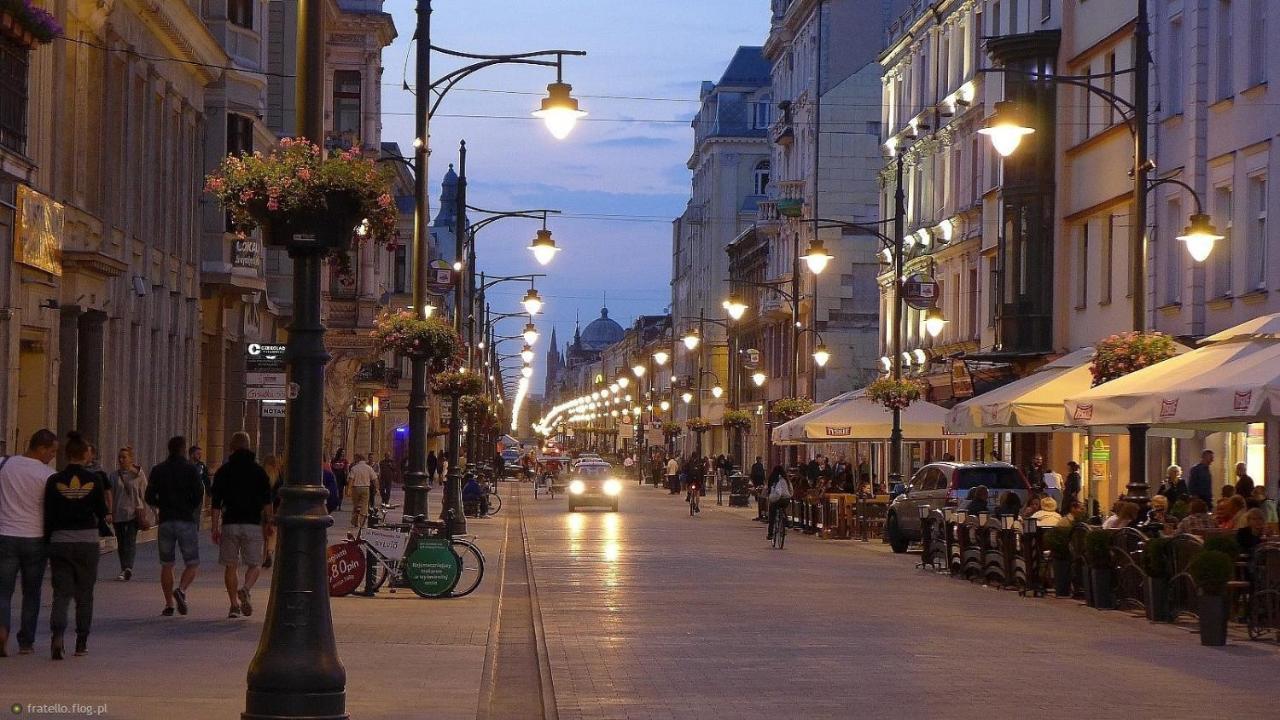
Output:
[2,489,506,719]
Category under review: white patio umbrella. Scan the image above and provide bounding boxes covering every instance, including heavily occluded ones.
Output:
[773,392,980,445]
[1065,314,1280,428]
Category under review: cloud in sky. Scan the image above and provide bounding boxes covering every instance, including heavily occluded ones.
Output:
[379,0,771,393]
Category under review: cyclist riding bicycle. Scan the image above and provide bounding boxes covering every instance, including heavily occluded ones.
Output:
[765,465,792,540]
[686,475,702,514]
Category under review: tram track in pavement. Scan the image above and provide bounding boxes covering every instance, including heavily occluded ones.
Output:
[477,487,558,720]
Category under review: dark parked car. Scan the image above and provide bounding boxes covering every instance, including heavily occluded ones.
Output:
[885,462,1031,553]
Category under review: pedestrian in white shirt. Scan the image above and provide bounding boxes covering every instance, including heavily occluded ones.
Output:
[1041,466,1062,505]
[0,429,59,656]
[665,456,679,495]
[345,455,378,529]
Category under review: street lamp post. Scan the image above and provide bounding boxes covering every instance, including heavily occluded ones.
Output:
[401,0,584,528]
[244,2,344,717]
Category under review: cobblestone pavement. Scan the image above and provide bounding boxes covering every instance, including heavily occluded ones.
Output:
[523,482,1280,720]
[1,489,505,720]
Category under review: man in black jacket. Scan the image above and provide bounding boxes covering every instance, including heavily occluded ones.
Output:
[210,432,272,619]
[146,436,204,617]
[43,432,108,659]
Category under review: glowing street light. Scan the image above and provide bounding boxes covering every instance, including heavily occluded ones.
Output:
[632,363,646,377]
[751,371,767,387]
[533,82,587,140]
[520,345,535,363]
[812,343,831,368]
[521,288,544,315]
[722,293,748,321]
[653,349,670,366]
[710,385,724,399]
[682,328,700,351]
[523,322,540,346]
[800,238,833,274]
[529,228,560,265]
[978,100,1035,157]
[1177,213,1225,262]
[924,308,949,338]
[681,391,693,404]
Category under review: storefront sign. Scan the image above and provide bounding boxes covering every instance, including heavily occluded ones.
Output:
[405,538,460,597]
[902,273,940,310]
[232,237,261,270]
[247,386,287,401]
[426,259,454,294]
[327,542,366,597]
[14,186,63,276]
[247,372,286,387]
[950,359,974,399]
[261,402,286,418]
[1090,438,1110,462]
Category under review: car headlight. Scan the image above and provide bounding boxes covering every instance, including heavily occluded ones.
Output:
[603,479,621,496]
[569,480,585,495]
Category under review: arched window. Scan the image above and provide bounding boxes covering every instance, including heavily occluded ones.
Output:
[753,160,771,196]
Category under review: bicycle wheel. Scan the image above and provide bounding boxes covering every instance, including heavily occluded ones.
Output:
[777,519,787,549]
[449,539,485,598]
[371,559,390,592]
[487,493,503,516]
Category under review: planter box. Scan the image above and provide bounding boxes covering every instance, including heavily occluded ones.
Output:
[1145,578,1174,622]
[1089,568,1115,610]
[1053,557,1072,598]
[775,198,804,217]
[1198,594,1229,646]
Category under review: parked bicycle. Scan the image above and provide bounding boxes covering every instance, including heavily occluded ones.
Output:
[329,507,484,599]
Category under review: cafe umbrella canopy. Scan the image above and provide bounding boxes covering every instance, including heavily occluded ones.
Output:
[946,346,1192,436]
[772,391,981,444]
[1065,315,1280,430]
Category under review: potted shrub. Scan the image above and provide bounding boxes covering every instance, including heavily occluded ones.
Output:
[865,376,926,411]
[771,397,814,422]
[371,310,460,370]
[431,369,483,398]
[1043,526,1074,598]
[1084,529,1116,610]
[685,417,712,434]
[206,138,398,252]
[1090,331,1177,386]
[1187,550,1234,646]
[722,409,753,432]
[0,1,61,49]
[1141,536,1174,622]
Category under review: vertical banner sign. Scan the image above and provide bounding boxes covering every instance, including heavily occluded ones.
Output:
[950,359,974,399]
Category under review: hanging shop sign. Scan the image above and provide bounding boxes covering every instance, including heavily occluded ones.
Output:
[426,259,455,295]
[902,273,940,311]
[14,185,63,276]
[741,348,762,370]
[232,237,261,270]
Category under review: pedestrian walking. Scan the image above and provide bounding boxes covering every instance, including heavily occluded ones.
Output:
[1188,450,1215,506]
[331,449,349,509]
[108,447,149,581]
[346,454,378,529]
[146,436,204,617]
[189,445,211,504]
[1234,462,1255,498]
[43,432,109,659]
[1063,460,1083,510]
[0,429,58,657]
[1158,464,1188,506]
[210,432,272,619]
[427,450,439,486]
[665,455,679,494]
[378,453,397,506]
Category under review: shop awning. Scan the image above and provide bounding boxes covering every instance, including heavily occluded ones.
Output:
[1065,314,1280,428]
[772,391,981,445]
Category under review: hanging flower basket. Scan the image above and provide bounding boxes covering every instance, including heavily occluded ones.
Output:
[0,2,61,49]
[371,310,460,370]
[686,417,712,434]
[205,138,397,252]
[866,377,926,411]
[722,410,753,432]
[1091,331,1176,386]
[771,397,814,422]
[431,369,483,398]
[459,394,492,420]
[661,420,682,438]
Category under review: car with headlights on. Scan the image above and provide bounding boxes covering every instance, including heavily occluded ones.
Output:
[567,461,621,512]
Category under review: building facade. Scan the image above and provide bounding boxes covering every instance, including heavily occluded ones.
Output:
[1,1,218,461]
[672,46,772,458]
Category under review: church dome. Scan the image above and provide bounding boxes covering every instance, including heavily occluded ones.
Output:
[579,308,624,351]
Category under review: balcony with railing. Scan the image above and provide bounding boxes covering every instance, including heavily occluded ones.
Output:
[775,180,806,218]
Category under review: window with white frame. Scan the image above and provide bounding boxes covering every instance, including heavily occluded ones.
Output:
[1167,16,1184,115]
[753,160,770,196]
[1076,222,1089,308]
[1212,185,1233,297]
[1249,0,1267,86]
[1247,174,1268,289]
[1217,0,1234,100]
[1163,198,1183,304]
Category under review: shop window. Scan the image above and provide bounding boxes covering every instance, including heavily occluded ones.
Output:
[227,113,253,157]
